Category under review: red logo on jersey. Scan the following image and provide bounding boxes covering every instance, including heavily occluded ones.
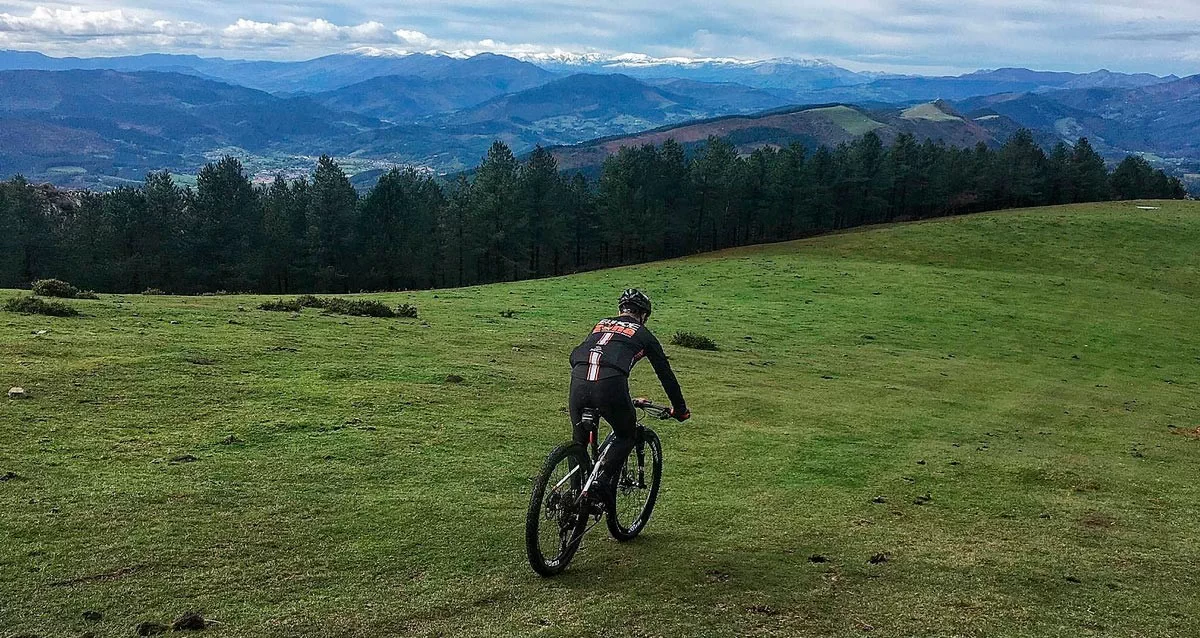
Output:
[592,319,638,337]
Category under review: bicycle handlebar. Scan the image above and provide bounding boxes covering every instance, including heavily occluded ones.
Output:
[633,398,674,420]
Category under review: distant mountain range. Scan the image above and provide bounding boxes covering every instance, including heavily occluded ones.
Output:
[0,48,1195,190]
[0,69,378,182]
[957,75,1200,165]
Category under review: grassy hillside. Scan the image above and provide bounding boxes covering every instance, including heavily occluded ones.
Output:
[3,202,1199,637]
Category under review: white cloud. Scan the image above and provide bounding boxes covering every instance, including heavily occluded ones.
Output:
[0,6,204,37]
[221,18,392,44]
[393,28,430,46]
[1,1,1200,73]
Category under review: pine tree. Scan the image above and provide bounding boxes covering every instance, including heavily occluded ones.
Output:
[996,129,1048,208]
[469,141,524,281]
[191,157,260,292]
[519,147,568,277]
[1071,138,1109,202]
[0,176,52,286]
[437,175,474,287]
[142,171,188,291]
[308,156,358,291]
[1046,142,1076,205]
[261,175,297,292]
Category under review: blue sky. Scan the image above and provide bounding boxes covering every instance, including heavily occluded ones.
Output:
[1,1,1199,75]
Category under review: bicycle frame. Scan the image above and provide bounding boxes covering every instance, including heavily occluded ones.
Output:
[576,407,655,500]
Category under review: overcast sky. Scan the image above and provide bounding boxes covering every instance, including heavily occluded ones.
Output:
[1,1,1199,75]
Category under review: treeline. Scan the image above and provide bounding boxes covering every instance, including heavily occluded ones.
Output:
[0,130,1187,294]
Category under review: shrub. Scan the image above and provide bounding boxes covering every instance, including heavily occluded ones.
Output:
[671,330,718,351]
[258,298,303,312]
[320,298,396,317]
[258,295,410,318]
[31,279,79,299]
[142,288,167,295]
[499,309,518,318]
[3,295,79,317]
[75,290,100,300]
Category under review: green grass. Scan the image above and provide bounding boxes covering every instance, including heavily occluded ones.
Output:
[900,103,959,122]
[804,105,886,136]
[3,201,1200,637]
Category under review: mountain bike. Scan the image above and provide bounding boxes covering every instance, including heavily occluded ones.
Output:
[525,398,673,576]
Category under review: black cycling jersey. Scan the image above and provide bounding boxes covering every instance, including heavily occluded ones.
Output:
[569,315,687,414]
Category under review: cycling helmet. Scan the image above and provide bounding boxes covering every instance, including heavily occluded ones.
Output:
[618,288,652,318]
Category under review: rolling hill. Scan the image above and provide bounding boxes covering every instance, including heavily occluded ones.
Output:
[0,69,380,181]
[957,74,1200,161]
[446,74,704,141]
[312,74,537,122]
[549,100,1004,171]
[643,78,797,112]
[0,51,1195,188]
[805,67,1177,104]
[3,202,1199,636]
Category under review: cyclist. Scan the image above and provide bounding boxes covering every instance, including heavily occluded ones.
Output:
[568,288,690,505]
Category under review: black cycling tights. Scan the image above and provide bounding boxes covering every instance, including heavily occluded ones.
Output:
[568,375,638,485]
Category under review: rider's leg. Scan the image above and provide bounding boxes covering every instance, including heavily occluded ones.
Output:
[568,377,592,447]
[593,377,638,498]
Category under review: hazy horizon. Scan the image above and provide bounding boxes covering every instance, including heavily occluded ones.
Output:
[1,2,1199,76]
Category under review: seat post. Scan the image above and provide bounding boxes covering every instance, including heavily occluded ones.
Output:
[582,409,600,460]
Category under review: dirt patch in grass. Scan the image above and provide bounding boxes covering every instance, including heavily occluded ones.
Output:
[1170,426,1200,439]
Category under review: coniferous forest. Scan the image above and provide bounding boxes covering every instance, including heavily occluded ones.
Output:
[0,131,1187,294]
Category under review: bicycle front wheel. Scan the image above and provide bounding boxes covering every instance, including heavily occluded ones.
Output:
[606,427,663,541]
[525,442,590,576]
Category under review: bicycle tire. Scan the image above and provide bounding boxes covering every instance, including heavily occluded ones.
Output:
[525,442,590,576]
[604,428,663,541]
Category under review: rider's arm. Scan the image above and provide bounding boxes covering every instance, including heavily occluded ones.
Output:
[642,331,688,417]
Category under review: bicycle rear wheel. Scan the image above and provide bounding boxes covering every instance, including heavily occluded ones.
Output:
[525,443,590,576]
[605,427,662,541]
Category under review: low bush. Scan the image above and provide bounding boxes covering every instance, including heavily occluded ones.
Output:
[259,298,302,312]
[258,295,415,318]
[142,288,167,295]
[31,279,79,298]
[75,290,100,300]
[295,294,323,308]
[320,298,396,317]
[499,309,518,318]
[3,295,79,317]
[671,330,718,351]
